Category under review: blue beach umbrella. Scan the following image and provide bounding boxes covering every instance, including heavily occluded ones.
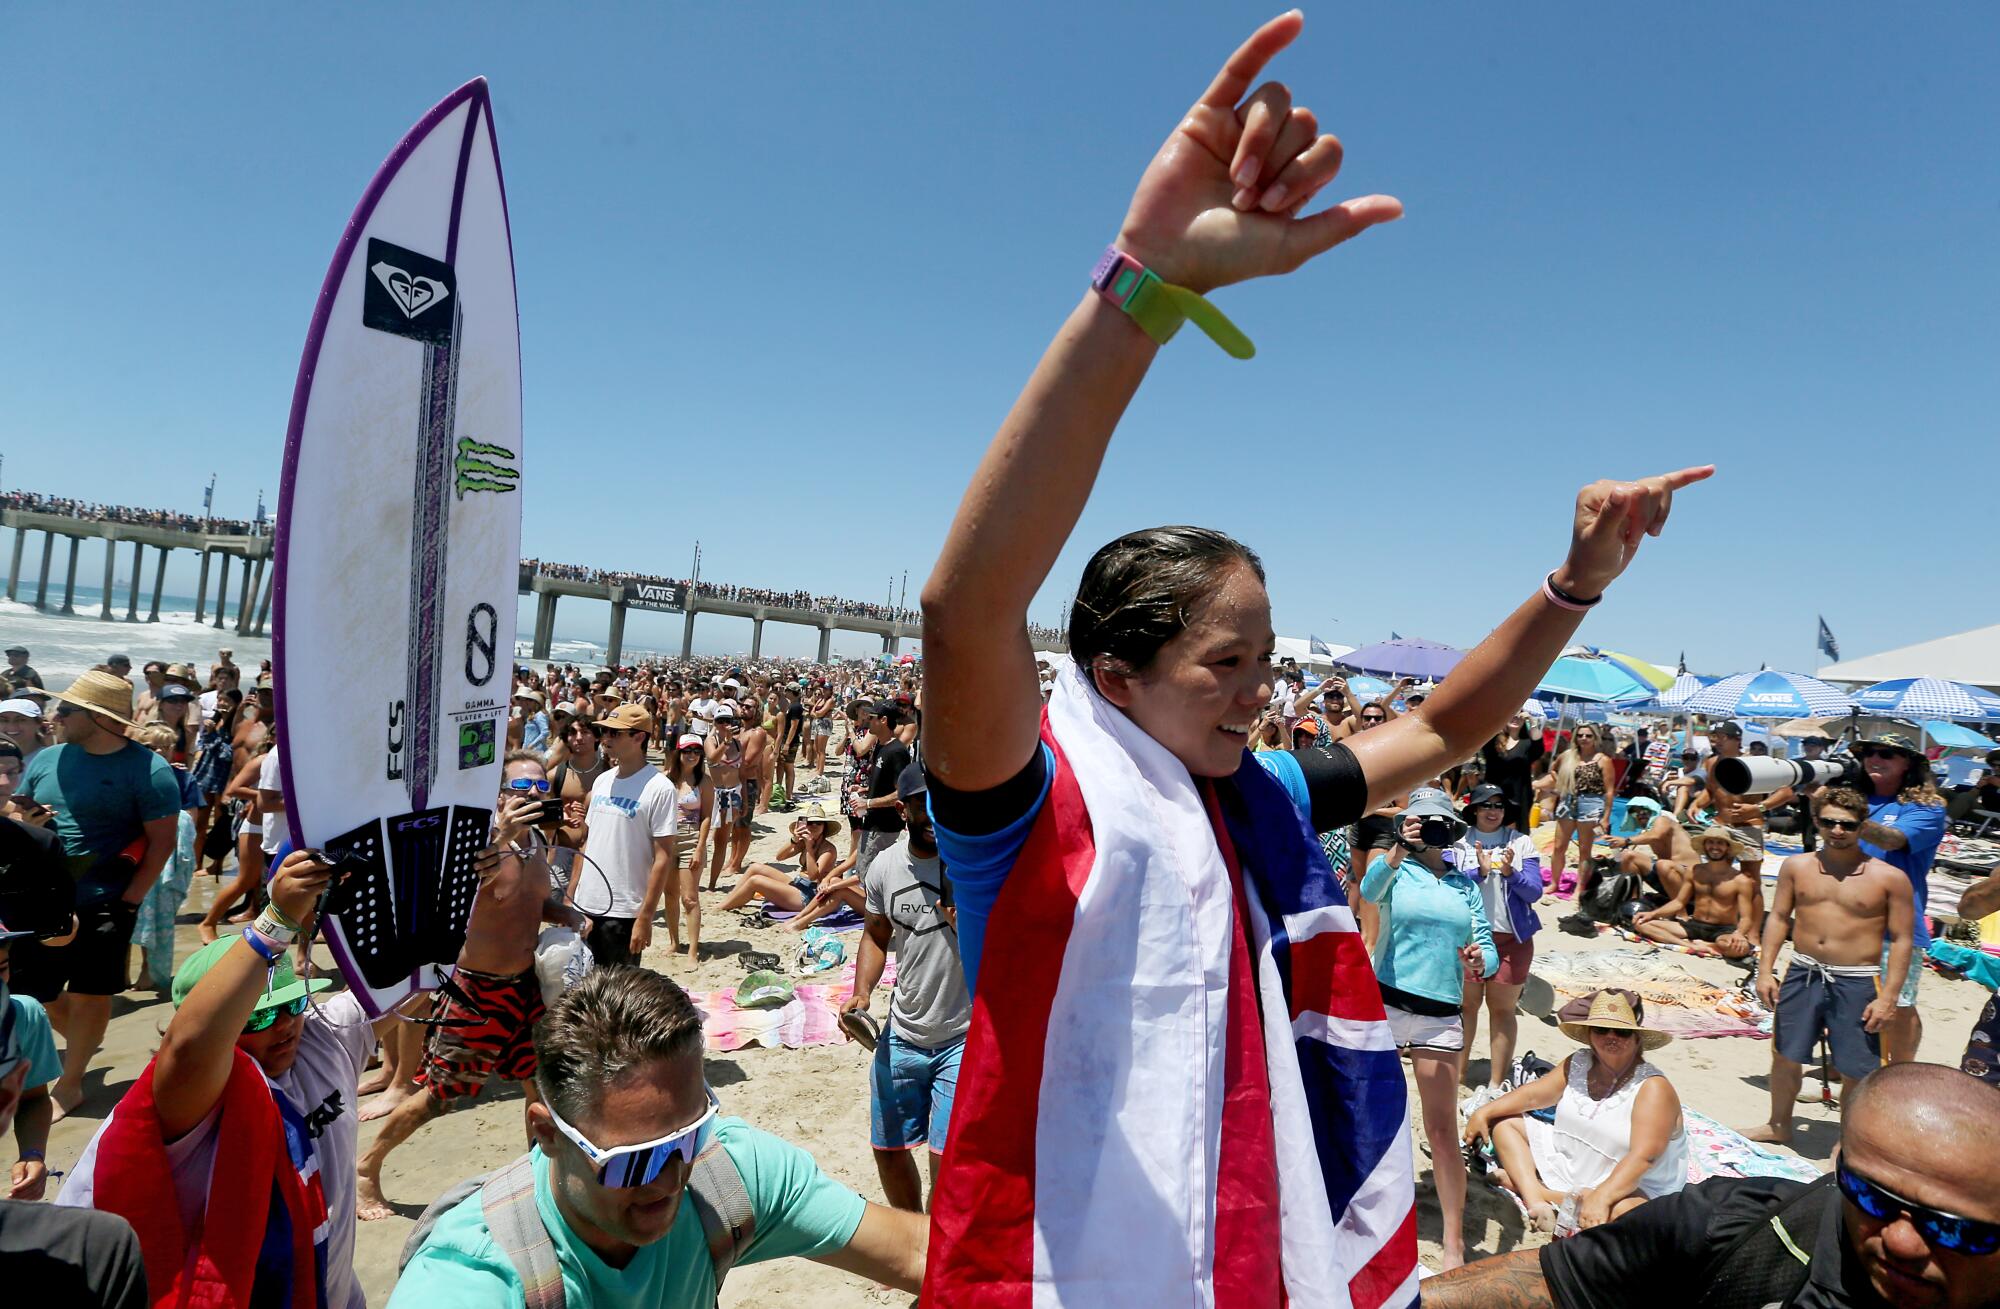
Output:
[1535,655,1658,704]
[1334,638,1464,681]
[1922,720,1999,750]
[1684,670,1856,719]
[1852,677,2000,723]
[1647,672,1720,711]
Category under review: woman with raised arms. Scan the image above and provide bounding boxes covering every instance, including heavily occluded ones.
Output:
[915,12,1711,1306]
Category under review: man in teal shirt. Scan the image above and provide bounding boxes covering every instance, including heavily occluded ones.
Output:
[15,670,179,1120]
[393,966,925,1306]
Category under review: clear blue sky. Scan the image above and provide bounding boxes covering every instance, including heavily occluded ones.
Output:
[4,3,1993,667]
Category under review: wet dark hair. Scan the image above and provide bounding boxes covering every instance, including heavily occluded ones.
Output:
[1068,527,1265,691]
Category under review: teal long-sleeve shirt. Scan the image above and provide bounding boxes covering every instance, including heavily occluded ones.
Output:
[1360,851,1498,1007]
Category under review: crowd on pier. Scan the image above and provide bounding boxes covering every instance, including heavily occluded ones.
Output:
[1,490,264,538]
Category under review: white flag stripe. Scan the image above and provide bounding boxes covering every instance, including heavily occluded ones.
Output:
[1292,1009,1397,1052]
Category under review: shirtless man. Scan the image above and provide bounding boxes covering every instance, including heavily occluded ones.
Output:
[706,709,748,886]
[1698,720,1791,921]
[355,753,589,1219]
[1631,828,1757,958]
[1747,786,1914,1144]
[1601,796,1699,899]
[740,712,773,816]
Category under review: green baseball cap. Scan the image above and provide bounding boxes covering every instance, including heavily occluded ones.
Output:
[172,935,335,1011]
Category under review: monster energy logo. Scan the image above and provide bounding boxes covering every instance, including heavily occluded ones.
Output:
[454,438,518,498]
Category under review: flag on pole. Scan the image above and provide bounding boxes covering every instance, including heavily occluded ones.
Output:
[1817,617,1840,662]
[1310,635,1331,657]
[1389,631,1402,641]
[1677,651,1687,676]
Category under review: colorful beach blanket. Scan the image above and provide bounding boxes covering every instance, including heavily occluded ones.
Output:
[695,958,896,1052]
[1534,948,1771,1039]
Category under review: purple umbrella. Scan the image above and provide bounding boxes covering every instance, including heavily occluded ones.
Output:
[1334,637,1465,681]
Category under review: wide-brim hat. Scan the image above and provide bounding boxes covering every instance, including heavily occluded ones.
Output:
[1400,787,1463,827]
[513,688,545,706]
[48,669,138,729]
[1558,988,1672,1051]
[1686,824,1743,859]
[163,663,201,691]
[1460,783,1514,824]
[797,799,842,832]
[1851,717,1926,758]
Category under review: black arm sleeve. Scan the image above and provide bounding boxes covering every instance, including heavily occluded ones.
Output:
[1538,1178,1785,1309]
[1294,742,1369,834]
[926,745,1049,837]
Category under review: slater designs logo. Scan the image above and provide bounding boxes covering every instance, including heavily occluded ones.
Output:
[361,238,456,345]
[455,438,518,498]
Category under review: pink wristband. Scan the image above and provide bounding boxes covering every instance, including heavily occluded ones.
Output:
[1541,571,1601,612]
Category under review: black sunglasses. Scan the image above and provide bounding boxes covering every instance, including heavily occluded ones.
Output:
[1856,746,1911,761]
[1817,817,1863,831]
[1837,1161,2000,1255]
[1474,802,1506,811]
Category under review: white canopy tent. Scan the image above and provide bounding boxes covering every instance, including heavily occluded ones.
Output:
[1276,635,1355,671]
[1819,623,2000,692]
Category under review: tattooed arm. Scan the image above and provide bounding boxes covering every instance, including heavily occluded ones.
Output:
[1422,1250,1556,1309]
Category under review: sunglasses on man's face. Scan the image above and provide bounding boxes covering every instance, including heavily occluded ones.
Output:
[506,777,551,793]
[1837,1161,2000,1256]
[243,993,310,1034]
[1817,817,1863,832]
[1361,714,1386,723]
[549,1089,720,1189]
[1856,747,1910,762]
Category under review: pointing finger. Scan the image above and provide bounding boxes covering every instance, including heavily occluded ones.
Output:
[1198,10,1305,112]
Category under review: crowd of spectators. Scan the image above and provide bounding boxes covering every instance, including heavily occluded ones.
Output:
[2,490,264,537]
[523,558,925,623]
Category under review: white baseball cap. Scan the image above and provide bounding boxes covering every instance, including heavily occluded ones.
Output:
[0,698,40,718]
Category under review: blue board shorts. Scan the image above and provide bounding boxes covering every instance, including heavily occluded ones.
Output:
[870,1028,964,1152]
[1883,940,1919,1008]
[1774,954,1881,1080]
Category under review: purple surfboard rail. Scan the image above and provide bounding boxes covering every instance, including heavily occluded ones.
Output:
[272,77,520,1013]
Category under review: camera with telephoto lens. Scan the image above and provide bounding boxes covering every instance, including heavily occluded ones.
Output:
[1712,752,1864,796]
[1418,815,1465,847]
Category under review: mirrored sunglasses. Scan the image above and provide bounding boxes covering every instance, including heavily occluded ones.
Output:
[243,993,310,1034]
[548,1089,719,1189]
[1837,1161,2000,1256]
[506,777,552,793]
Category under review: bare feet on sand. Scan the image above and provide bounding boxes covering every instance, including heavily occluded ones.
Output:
[359,1083,418,1123]
[356,1065,393,1097]
[1742,1123,1792,1145]
[49,1079,85,1123]
[356,1172,396,1222]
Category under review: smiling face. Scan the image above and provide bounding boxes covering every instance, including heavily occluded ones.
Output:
[1472,801,1506,832]
[1093,561,1274,778]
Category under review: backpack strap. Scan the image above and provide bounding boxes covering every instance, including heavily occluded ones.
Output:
[686,1141,757,1293]
[1695,1174,1840,1309]
[480,1152,566,1309]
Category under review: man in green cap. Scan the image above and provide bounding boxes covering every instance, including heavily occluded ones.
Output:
[56,851,376,1309]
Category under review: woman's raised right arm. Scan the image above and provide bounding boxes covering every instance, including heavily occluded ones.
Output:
[921,11,1401,791]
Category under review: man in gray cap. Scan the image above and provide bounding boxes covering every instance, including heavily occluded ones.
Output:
[2,648,38,693]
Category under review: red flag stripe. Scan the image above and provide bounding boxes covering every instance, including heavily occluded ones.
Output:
[1284,927,1388,1024]
[923,731,1095,1307]
[1348,1205,1419,1309]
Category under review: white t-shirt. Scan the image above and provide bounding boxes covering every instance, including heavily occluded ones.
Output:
[61,992,374,1309]
[582,764,678,917]
[198,689,220,716]
[1270,683,1298,719]
[688,697,720,738]
[258,748,291,855]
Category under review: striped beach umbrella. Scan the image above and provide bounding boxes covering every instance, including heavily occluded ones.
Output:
[1683,670,1856,719]
[1851,677,2000,723]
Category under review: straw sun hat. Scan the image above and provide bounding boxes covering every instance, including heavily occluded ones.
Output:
[1558,989,1672,1052]
[1687,825,1744,859]
[48,669,139,730]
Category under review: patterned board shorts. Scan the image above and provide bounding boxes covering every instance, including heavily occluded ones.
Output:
[417,966,546,1103]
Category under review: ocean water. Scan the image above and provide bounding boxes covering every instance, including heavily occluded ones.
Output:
[0,589,269,685]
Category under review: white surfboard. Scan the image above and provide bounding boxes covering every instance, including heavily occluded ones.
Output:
[273,79,521,1016]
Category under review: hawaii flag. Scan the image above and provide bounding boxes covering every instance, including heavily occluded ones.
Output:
[924,664,1417,1308]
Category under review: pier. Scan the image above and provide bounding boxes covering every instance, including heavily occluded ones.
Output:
[3,510,274,634]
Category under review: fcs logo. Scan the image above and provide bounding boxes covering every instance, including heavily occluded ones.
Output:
[369,260,452,320]
[455,438,519,498]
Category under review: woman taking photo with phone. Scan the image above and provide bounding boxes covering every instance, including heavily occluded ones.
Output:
[915,13,1709,1300]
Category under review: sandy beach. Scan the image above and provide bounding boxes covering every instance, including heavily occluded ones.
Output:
[39,795,1992,1306]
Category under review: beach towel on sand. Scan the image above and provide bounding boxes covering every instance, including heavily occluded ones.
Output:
[924,664,1417,1309]
[1535,949,1770,1039]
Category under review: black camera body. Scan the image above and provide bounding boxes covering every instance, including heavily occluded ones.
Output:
[1419,815,1465,847]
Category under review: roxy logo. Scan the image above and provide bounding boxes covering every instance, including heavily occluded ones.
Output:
[370,260,451,319]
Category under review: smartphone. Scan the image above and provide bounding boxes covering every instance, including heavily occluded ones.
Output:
[536,797,566,827]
